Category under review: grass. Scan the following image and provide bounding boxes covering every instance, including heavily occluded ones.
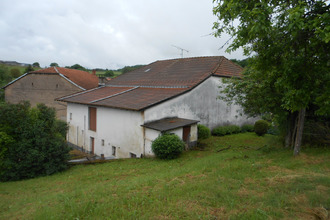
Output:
[0,133,329,219]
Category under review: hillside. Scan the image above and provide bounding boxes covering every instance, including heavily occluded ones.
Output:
[0,133,329,219]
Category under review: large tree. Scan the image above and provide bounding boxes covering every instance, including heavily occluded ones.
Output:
[213,0,330,155]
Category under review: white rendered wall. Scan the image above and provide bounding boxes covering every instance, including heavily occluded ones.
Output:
[145,76,256,130]
[67,103,144,158]
[144,127,184,157]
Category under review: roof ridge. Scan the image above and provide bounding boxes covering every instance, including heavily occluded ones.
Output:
[90,86,139,103]
[154,55,225,63]
[106,85,188,89]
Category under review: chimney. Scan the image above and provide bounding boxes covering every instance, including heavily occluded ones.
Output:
[92,69,96,75]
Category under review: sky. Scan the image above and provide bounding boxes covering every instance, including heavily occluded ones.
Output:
[0,0,246,69]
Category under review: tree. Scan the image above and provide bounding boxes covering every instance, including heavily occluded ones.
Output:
[24,65,34,73]
[50,62,59,67]
[213,0,330,155]
[32,62,40,68]
[0,64,11,87]
[68,64,86,71]
[104,69,114,77]
[0,102,70,181]
[230,58,249,68]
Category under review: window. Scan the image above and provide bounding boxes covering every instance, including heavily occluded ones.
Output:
[101,139,105,146]
[70,113,72,120]
[56,84,59,88]
[130,152,137,158]
[88,107,97,131]
[112,146,116,156]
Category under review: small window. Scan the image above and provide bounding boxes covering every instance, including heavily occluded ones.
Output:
[56,84,59,88]
[101,139,105,146]
[32,82,34,87]
[70,113,72,120]
[88,107,97,131]
[112,146,116,156]
[130,152,136,158]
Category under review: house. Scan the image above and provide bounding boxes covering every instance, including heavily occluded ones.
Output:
[57,56,256,158]
[2,67,99,120]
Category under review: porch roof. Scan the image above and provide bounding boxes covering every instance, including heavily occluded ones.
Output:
[142,117,199,132]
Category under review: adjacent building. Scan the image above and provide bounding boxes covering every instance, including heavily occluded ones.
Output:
[2,67,99,120]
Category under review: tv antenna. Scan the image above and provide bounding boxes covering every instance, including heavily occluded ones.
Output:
[172,45,189,58]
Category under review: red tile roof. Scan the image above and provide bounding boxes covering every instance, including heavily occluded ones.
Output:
[30,67,99,90]
[58,86,187,111]
[58,56,242,110]
[107,56,242,87]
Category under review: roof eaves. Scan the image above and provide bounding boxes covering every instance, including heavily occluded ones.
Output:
[1,72,28,89]
[55,67,86,90]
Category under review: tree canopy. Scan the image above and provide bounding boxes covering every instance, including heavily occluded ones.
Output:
[32,62,40,68]
[0,102,70,181]
[213,0,330,155]
[50,62,59,67]
[67,64,87,71]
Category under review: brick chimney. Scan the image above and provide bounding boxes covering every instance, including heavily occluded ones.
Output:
[92,69,96,75]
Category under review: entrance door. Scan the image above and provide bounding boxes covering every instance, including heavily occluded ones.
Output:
[90,137,95,154]
[182,126,191,143]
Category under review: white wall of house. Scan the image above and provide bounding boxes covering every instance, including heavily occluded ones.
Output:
[145,76,256,130]
[67,103,144,158]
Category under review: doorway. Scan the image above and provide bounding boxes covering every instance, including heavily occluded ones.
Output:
[90,137,95,154]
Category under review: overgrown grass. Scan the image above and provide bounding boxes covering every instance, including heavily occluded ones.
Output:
[0,133,329,219]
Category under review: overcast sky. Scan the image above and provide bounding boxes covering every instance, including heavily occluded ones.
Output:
[0,0,246,69]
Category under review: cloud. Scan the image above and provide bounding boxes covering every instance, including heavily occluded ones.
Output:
[0,0,246,69]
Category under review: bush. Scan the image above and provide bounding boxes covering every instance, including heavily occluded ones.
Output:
[212,125,241,136]
[10,68,21,78]
[254,120,269,136]
[212,126,227,136]
[0,102,70,181]
[227,125,241,134]
[241,124,254,133]
[151,133,185,159]
[197,124,211,140]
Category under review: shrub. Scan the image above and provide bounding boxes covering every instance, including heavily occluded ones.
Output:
[10,68,21,78]
[212,125,241,136]
[254,120,269,136]
[212,126,228,136]
[197,124,211,140]
[241,124,254,133]
[151,133,185,159]
[227,125,241,134]
[0,102,70,181]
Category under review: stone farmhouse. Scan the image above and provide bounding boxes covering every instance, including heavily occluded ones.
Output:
[57,56,256,158]
[2,67,99,120]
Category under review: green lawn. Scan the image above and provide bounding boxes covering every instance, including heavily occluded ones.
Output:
[0,133,329,219]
